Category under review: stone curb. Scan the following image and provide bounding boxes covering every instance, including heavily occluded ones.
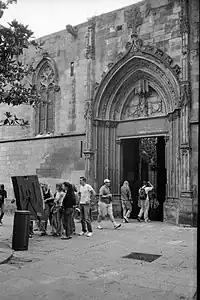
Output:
[0,242,14,265]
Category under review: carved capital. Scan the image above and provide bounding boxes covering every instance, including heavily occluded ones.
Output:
[116,139,122,145]
[66,24,78,38]
[83,149,94,159]
[164,135,170,144]
[180,144,191,153]
[105,120,118,128]
[168,109,181,122]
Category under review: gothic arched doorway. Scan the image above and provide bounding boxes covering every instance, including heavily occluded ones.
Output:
[85,35,191,223]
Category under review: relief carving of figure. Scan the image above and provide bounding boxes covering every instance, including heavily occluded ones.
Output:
[122,84,164,120]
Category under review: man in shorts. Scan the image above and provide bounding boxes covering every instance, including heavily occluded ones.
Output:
[97,179,121,230]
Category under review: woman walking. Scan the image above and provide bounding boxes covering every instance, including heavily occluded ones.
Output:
[121,181,132,223]
[61,182,76,240]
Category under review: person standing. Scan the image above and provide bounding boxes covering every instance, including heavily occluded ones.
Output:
[97,179,121,230]
[61,182,76,240]
[51,183,65,236]
[71,184,79,235]
[137,181,154,223]
[78,177,96,237]
[121,181,132,223]
[0,184,7,225]
[40,184,54,236]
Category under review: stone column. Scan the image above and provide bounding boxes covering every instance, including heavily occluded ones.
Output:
[179,0,192,197]
[116,139,122,195]
[83,18,96,185]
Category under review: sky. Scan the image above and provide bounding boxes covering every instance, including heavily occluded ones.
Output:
[1,0,140,38]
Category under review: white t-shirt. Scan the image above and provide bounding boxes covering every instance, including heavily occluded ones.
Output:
[141,186,153,200]
[79,184,95,204]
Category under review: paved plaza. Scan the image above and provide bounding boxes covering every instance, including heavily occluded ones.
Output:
[0,215,197,300]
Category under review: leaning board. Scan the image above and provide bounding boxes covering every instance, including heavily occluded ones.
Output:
[11,175,44,220]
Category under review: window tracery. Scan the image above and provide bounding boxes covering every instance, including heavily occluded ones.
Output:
[35,59,59,135]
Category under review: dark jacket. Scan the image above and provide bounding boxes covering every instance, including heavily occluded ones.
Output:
[62,190,76,209]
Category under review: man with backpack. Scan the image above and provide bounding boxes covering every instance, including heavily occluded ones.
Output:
[137,181,154,223]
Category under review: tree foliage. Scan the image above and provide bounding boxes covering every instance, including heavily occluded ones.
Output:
[0,0,44,126]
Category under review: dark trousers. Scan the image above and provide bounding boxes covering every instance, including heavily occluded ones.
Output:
[72,208,76,233]
[80,204,92,233]
[0,203,4,221]
[62,208,73,237]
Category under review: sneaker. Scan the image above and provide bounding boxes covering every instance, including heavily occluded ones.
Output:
[145,219,151,223]
[124,216,129,223]
[114,223,121,230]
[86,232,93,237]
[122,219,125,223]
[78,231,87,236]
[97,224,103,229]
[137,217,141,222]
[0,221,3,226]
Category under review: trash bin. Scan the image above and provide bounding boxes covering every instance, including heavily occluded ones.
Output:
[12,210,30,251]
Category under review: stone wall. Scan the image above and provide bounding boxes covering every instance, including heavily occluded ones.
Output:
[0,135,85,198]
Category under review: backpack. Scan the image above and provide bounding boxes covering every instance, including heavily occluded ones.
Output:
[139,188,147,200]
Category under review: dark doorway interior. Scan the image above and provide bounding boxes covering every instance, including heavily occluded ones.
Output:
[122,136,166,221]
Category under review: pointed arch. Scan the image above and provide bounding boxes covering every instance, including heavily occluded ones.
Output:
[93,37,181,121]
[33,56,60,135]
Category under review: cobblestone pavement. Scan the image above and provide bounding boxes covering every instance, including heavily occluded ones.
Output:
[0,215,197,300]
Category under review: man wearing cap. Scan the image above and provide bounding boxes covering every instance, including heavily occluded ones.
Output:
[97,179,121,230]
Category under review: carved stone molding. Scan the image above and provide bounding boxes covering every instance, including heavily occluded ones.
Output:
[85,18,96,60]
[66,24,78,38]
[116,52,124,61]
[100,58,178,120]
[168,109,181,122]
[100,34,181,85]
[180,144,191,152]
[108,62,114,69]
[180,0,189,34]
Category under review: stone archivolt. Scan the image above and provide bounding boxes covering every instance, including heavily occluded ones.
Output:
[94,34,181,123]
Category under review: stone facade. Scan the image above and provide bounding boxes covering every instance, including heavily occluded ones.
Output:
[0,0,199,225]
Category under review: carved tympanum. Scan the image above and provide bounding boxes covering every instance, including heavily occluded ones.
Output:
[122,81,164,120]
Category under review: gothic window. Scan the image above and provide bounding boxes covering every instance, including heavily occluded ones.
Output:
[35,60,58,135]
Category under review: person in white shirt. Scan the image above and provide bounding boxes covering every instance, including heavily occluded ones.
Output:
[137,181,154,223]
[51,183,65,236]
[78,177,96,237]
